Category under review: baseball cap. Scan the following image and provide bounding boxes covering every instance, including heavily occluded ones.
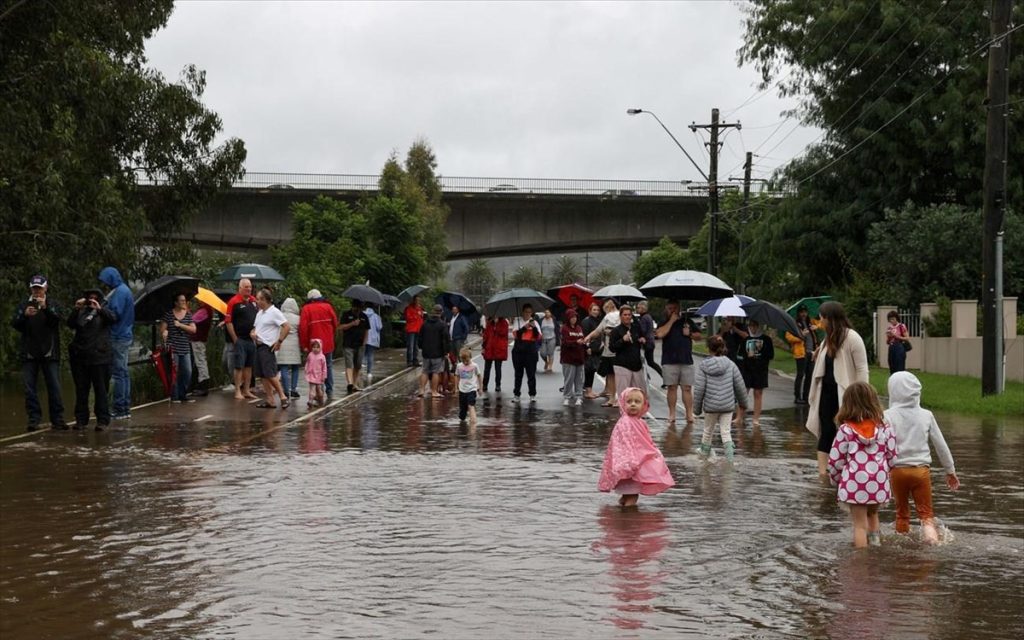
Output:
[28,275,47,288]
[307,289,322,300]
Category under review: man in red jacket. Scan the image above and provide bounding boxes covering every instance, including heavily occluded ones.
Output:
[299,289,339,399]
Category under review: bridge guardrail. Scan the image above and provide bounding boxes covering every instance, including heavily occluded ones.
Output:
[138,172,791,197]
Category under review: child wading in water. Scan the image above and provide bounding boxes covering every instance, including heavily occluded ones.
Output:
[694,335,749,461]
[884,372,960,544]
[827,382,897,548]
[598,387,675,507]
[305,338,328,407]
[456,347,482,424]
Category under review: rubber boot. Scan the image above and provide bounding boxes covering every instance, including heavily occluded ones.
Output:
[723,441,735,462]
[698,443,711,458]
[867,531,881,547]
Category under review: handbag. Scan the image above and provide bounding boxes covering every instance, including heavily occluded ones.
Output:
[903,340,912,351]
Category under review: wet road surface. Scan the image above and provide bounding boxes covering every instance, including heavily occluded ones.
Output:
[1,351,1022,639]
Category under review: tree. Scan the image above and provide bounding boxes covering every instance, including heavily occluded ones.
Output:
[0,0,245,369]
[363,195,429,295]
[506,265,546,290]
[738,0,1023,288]
[632,237,697,288]
[458,259,498,302]
[547,256,583,287]
[590,268,621,289]
[378,139,450,280]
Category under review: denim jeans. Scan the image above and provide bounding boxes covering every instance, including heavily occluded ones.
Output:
[324,352,334,397]
[110,338,132,415]
[405,332,418,364]
[364,345,377,375]
[278,364,300,394]
[172,352,192,401]
[22,359,64,427]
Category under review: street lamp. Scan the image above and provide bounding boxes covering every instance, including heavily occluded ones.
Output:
[626,109,708,181]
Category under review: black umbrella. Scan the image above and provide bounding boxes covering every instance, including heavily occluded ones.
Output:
[397,284,429,302]
[741,300,802,336]
[343,283,386,306]
[483,288,555,318]
[134,276,201,323]
[382,294,404,309]
[217,263,285,282]
[435,291,477,316]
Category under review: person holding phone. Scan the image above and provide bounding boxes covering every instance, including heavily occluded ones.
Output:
[12,274,67,431]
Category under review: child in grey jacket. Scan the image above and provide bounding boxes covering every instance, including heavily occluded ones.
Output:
[694,335,750,460]
[884,371,960,544]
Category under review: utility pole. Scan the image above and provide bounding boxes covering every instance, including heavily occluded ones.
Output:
[742,151,752,204]
[739,152,752,294]
[981,0,1011,395]
[690,109,741,277]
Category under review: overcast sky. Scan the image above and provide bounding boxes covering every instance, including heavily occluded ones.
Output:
[144,1,820,184]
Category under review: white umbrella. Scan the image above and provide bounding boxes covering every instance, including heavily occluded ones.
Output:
[639,270,733,301]
[695,295,756,317]
[592,284,646,302]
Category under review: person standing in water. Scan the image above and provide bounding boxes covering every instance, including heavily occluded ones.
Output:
[598,387,675,507]
[827,382,897,548]
[884,372,960,544]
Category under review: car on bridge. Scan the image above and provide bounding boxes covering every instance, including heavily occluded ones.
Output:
[488,184,519,192]
[601,189,638,197]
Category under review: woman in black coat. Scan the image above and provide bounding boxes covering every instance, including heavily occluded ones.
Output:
[67,288,115,430]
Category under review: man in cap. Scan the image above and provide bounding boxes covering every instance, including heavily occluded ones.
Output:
[11,275,67,430]
[299,289,339,399]
[339,299,369,393]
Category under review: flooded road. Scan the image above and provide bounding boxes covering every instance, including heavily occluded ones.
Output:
[1,360,1022,639]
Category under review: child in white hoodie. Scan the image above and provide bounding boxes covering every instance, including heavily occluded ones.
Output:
[884,372,960,544]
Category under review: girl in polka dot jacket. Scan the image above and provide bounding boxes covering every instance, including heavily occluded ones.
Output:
[827,382,898,548]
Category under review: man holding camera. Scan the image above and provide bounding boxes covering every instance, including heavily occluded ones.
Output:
[11,275,67,431]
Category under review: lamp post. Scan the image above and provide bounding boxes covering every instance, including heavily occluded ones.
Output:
[627,107,718,276]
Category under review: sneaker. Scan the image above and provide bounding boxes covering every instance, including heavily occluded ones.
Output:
[529,396,536,403]
[170,399,182,404]
[113,413,131,421]
[512,395,521,403]
[184,398,196,404]
[562,399,570,406]
[575,398,583,406]
[290,390,300,398]
[495,386,501,393]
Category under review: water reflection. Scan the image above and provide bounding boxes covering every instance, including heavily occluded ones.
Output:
[593,506,670,631]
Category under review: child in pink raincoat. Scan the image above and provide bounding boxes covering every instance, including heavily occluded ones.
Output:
[598,387,675,507]
[305,338,328,407]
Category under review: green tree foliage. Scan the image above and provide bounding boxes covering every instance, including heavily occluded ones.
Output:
[378,139,450,280]
[547,256,584,287]
[506,265,546,291]
[458,259,498,302]
[632,237,697,287]
[738,0,1023,290]
[590,268,622,289]
[0,0,245,370]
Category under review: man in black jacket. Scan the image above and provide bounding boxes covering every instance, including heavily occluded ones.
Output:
[11,275,67,431]
[67,288,115,430]
[609,304,648,397]
[417,304,450,397]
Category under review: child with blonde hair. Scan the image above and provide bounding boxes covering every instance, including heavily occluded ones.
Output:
[827,382,897,548]
[884,372,960,544]
[456,346,482,424]
[598,387,675,507]
[304,338,328,407]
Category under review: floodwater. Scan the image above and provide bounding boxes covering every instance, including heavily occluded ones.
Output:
[1,368,1022,639]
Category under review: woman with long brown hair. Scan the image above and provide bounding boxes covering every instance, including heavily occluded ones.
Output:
[806,301,869,480]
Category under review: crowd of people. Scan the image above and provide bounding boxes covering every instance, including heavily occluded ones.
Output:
[11,272,960,548]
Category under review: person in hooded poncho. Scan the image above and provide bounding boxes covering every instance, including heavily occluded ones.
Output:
[827,382,897,548]
[598,387,675,507]
[99,267,134,419]
[884,372,960,544]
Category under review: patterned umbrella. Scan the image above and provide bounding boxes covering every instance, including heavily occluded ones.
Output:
[695,295,756,318]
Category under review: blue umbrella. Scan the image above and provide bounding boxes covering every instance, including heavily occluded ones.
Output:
[696,295,756,318]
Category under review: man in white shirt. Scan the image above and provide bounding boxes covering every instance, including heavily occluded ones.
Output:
[251,289,291,409]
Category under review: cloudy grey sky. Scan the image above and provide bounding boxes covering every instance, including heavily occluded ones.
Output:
[145,1,819,183]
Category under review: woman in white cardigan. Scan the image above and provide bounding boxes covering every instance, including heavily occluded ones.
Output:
[806,301,870,480]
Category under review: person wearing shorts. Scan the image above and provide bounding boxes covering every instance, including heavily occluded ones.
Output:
[417,305,450,398]
[339,300,369,394]
[251,288,290,409]
[655,300,701,425]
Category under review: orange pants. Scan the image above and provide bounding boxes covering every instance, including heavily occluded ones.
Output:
[890,466,935,533]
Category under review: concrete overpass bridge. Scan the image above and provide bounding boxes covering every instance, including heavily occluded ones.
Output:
[152,173,771,258]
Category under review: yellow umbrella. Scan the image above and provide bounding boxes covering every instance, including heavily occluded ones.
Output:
[194,286,227,315]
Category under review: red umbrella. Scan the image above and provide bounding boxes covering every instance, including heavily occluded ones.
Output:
[546,283,595,311]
